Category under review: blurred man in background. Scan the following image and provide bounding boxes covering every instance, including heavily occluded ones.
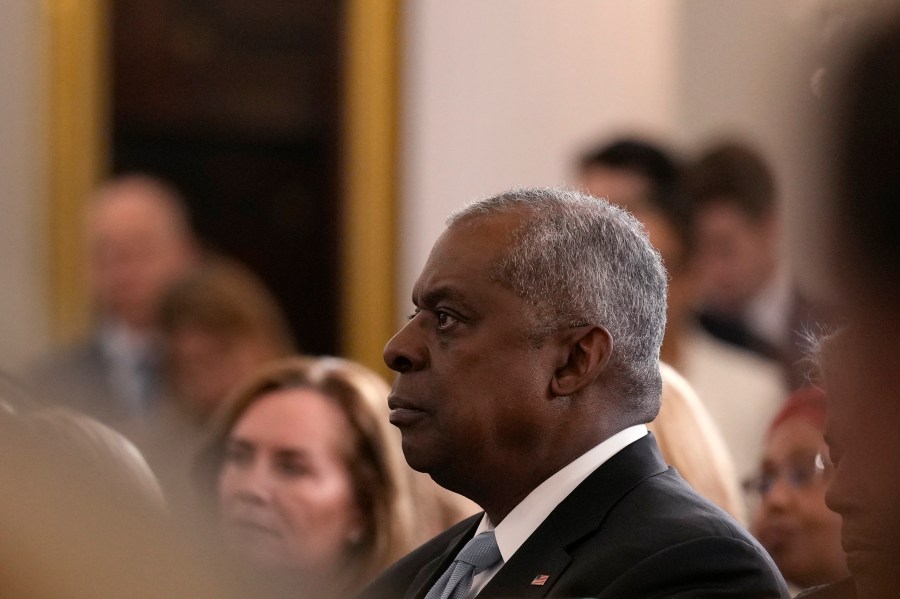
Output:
[577,138,785,482]
[26,174,199,428]
[686,141,830,387]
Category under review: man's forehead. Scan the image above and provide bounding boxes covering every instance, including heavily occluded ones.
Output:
[412,216,522,302]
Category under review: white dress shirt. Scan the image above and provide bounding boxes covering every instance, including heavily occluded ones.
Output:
[466,424,648,598]
[100,320,158,415]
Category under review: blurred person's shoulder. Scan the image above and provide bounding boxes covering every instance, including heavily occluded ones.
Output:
[27,335,106,377]
[21,333,117,416]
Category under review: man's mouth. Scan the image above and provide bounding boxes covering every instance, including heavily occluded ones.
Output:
[388,394,429,427]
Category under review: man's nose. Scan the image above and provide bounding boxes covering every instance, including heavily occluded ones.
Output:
[824,463,850,517]
[383,319,428,373]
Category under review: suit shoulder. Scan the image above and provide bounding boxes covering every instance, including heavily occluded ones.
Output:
[598,534,789,598]
[581,470,787,596]
[614,468,753,540]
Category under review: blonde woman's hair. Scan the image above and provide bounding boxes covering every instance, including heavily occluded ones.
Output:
[649,363,746,524]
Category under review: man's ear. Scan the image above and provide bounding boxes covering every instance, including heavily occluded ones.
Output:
[550,325,612,397]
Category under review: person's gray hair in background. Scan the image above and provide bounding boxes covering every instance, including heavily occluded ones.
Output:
[447,187,668,422]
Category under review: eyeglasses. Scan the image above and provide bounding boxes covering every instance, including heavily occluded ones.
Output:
[743,451,831,498]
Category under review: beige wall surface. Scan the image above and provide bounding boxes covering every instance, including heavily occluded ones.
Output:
[398,0,680,321]
[396,0,821,324]
[0,0,51,372]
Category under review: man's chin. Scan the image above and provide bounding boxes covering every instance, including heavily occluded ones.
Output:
[400,443,459,487]
[846,549,900,595]
[400,441,438,475]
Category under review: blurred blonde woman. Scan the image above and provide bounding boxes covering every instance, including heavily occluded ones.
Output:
[649,362,746,524]
[197,356,472,598]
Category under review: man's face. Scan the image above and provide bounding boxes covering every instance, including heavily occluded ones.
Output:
[88,187,195,330]
[694,201,777,316]
[823,327,900,594]
[383,212,561,495]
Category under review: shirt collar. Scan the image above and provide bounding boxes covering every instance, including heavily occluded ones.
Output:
[475,424,648,562]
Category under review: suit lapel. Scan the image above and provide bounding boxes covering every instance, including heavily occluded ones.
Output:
[478,434,668,598]
[407,516,482,599]
[480,537,571,598]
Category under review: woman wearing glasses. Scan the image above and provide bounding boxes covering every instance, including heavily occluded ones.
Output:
[746,386,849,593]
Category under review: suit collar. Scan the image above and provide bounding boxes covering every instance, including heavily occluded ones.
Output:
[477,433,668,598]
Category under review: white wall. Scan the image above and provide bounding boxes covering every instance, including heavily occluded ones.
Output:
[398,0,823,320]
[676,0,831,299]
[0,0,51,371]
[399,0,680,318]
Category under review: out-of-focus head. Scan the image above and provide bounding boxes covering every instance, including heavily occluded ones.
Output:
[818,326,900,597]
[748,385,847,589]
[86,174,198,331]
[828,10,900,317]
[577,138,692,275]
[159,257,295,418]
[650,363,744,523]
[819,10,900,597]
[200,356,414,595]
[0,407,235,598]
[383,188,667,506]
[24,407,167,512]
[686,141,779,317]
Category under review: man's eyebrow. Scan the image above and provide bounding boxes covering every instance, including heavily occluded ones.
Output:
[416,286,472,310]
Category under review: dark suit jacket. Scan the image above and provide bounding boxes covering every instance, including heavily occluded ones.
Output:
[357,434,788,599]
[25,337,121,417]
[24,334,162,428]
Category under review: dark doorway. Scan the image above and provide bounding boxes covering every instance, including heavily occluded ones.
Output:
[111,0,344,355]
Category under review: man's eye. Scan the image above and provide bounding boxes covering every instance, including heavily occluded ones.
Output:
[436,311,458,330]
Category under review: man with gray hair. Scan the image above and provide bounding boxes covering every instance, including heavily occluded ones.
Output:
[358,188,787,598]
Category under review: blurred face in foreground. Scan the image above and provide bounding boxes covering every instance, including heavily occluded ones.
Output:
[751,417,847,588]
[218,388,363,575]
[823,328,900,597]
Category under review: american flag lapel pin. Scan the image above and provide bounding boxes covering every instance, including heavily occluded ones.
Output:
[531,574,550,586]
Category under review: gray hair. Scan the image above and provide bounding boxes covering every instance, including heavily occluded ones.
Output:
[448,187,668,415]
